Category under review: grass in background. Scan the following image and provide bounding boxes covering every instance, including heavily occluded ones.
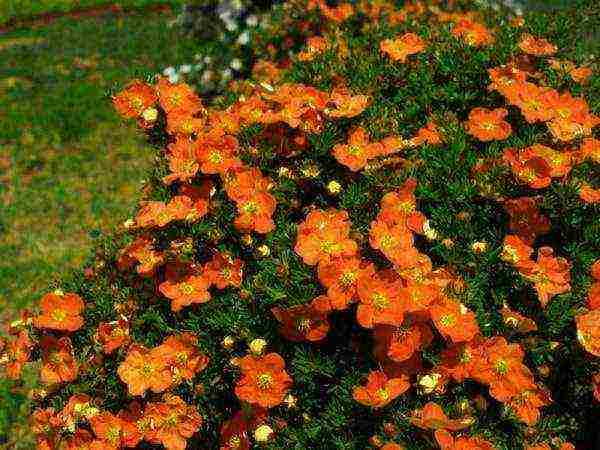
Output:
[0,0,187,26]
[0,9,200,446]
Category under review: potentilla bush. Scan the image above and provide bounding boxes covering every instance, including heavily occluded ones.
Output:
[2,1,600,449]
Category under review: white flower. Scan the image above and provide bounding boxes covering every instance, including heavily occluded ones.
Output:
[246,15,258,27]
[224,19,238,32]
[163,66,176,77]
[168,73,180,84]
[237,30,250,45]
[179,64,192,74]
[230,58,242,71]
[203,56,212,64]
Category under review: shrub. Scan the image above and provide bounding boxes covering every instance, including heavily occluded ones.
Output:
[2,1,600,449]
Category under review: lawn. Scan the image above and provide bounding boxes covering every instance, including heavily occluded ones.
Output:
[0,0,187,26]
[0,7,200,445]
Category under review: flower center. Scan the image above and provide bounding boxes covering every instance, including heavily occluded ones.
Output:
[51,309,67,322]
[439,314,456,327]
[179,283,195,295]
[242,201,259,214]
[377,388,390,401]
[257,373,273,390]
[372,293,390,310]
[339,270,357,286]
[347,145,363,156]
[495,359,508,375]
[208,150,223,164]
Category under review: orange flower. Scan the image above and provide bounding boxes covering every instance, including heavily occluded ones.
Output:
[295,209,358,266]
[576,309,600,356]
[177,182,211,219]
[40,336,79,385]
[117,235,164,276]
[317,256,375,310]
[378,178,426,232]
[194,130,242,175]
[413,119,442,146]
[156,77,203,116]
[506,82,555,123]
[112,80,157,119]
[452,19,494,47]
[410,402,472,431]
[58,394,98,432]
[430,297,479,343]
[578,137,600,163]
[504,197,551,245]
[356,270,406,328]
[570,66,593,83]
[31,407,61,450]
[324,87,370,119]
[500,305,537,333]
[381,443,404,450]
[233,191,277,234]
[525,247,571,308]
[434,430,495,450]
[438,339,485,383]
[204,253,244,289]
[219,407,267,450]
[1,330,32,379]
[117,344,172,396]
[472,337,536,402]
[465,107,512,141]
[157,333,210,383]
[90,412,139,448]
[519,34,557,56]
[96,319,130,354]
[374,316,433,362]
[158,263,211,312]
[580,183,600,204]
[224,168,277,234]
[352,370,410,408]
[369,219,414,266]
[404,281,440,312]
[163,138,199,185]
[271,304,330,342]
[488,65,528,96]
[506,387,552,425]
[298,36,328,61]
[64,429,96,450]
[501,234,535,270]
[235,353,293,408]
[332,127,383,172]
[166,110,205,136]
[224,167,271,203]
[144,394,203,450]
[526,144,573,178]
[503,147,553,189]
[33,291,84,332]
[380,33,426,63]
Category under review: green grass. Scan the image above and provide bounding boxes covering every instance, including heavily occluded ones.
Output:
[0,9,200,446]
[0,0,187,26]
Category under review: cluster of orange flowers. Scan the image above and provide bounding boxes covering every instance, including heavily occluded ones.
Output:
[576,260,600,370]
[32,393,201,450]
[501,235,571,308]
[288,175,572,443]
[114,77,370,236]
[488,59,599,143]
